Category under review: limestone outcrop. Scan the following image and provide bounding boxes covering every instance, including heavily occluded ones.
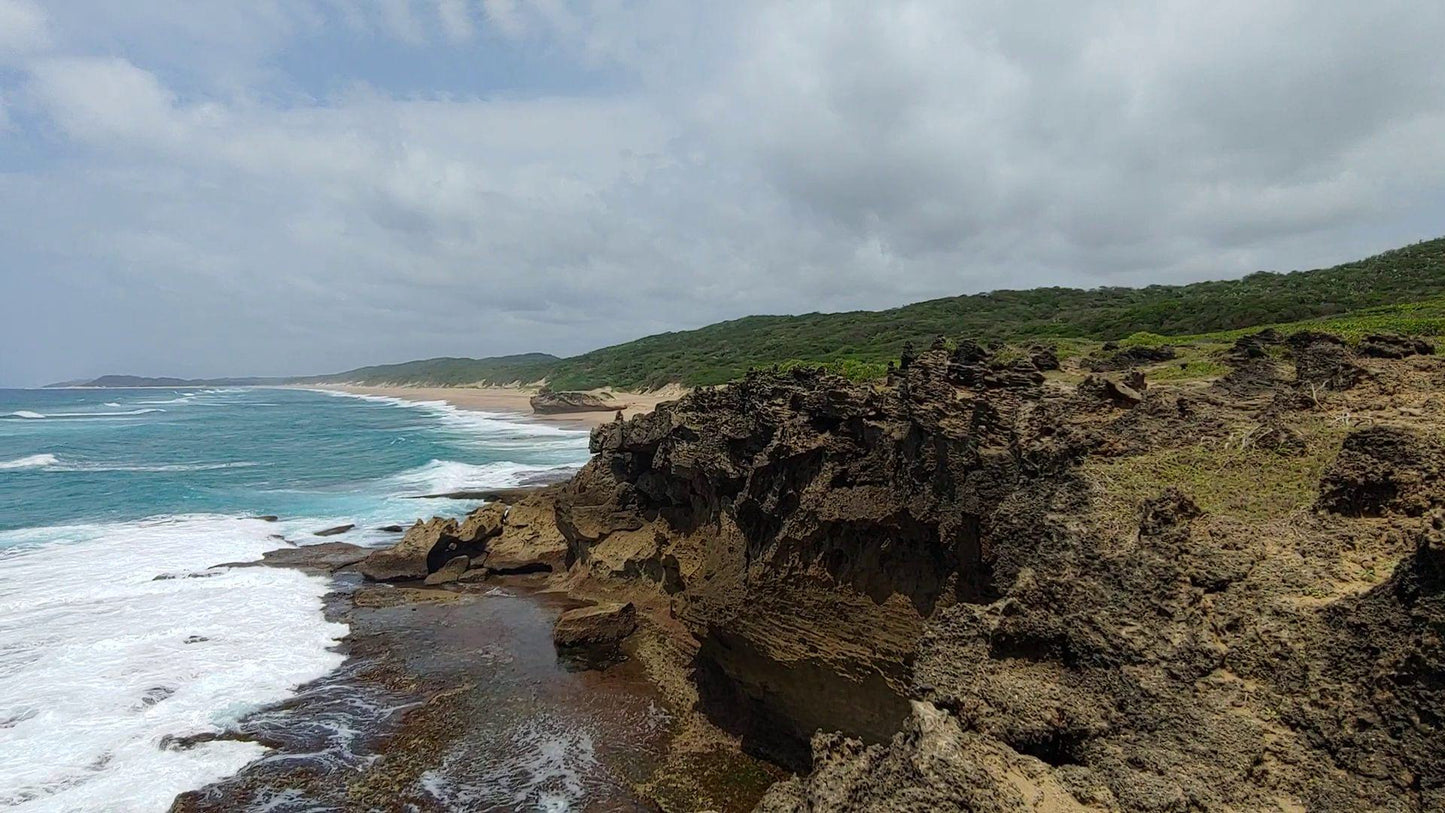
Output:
[530,390,615,414]
[541,340,1445,810]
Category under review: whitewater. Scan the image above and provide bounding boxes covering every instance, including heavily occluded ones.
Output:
[0,386,590,811]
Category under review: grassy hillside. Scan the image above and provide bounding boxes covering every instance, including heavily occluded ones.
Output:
[74,237,1440,390]
[541,237,1445,389]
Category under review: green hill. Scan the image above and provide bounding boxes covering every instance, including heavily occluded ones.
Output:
[57,237,1445,390]
[538,237,1445,389]
[299,353,560,387]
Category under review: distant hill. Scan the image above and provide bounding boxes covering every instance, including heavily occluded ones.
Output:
[55,237,1445,390]
[297,353,561,387]
[46,374,288,388]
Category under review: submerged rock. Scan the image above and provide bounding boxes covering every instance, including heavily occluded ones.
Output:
[313,524,354,537]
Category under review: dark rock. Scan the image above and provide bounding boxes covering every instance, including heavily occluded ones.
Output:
[1289,331,1364,391]
[423,555,470,585]
[1084,344,1176,372]
[1358,332,1435,359]
[249,515,279,522]
[377,525,404,533]
[1028,345,1060,371]
[1317,426,1445,517]
[1079,375,1143,408]
[255,542,370,572]
[530,390,615,414]
[313,524,354,537]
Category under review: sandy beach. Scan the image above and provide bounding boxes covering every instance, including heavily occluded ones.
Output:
[313,384,686,428]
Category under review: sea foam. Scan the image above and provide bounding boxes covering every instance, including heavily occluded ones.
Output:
[0,454,58,471]
[0,516,346,811]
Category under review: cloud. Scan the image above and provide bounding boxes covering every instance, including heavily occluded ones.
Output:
[0,0,49,57]
[1,1,1444,385]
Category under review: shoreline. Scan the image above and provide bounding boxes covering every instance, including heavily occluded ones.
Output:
[300,384,686,429]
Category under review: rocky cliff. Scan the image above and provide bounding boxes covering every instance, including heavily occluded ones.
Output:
[543,337,1443,811]
[359,334,1443,810]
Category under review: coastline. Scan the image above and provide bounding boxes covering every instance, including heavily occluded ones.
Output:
[303,384,686,429]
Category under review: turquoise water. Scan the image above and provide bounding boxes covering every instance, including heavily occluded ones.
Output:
[0,387,590,810]
[0,387,588,534]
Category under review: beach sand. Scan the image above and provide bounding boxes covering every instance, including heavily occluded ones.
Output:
[315,384,686,428]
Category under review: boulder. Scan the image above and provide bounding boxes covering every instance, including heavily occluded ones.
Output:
[530,390,615,414]
[356,504,511,582]
[313,524,354,537]
[423,555,471,585]
[552,602,638,650]
[356,517,458,582]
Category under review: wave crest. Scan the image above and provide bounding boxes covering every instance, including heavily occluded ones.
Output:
[0,454,59,470]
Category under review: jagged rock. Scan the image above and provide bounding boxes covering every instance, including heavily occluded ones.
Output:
[1289,331,1364,390]
[1084,344,1176,372]
[1028,345,1060,371]
[423,555,470,585]
[757,702,1088,812]
[313,524,354,537]
[1317,426,1445,516]
[530,390,615,414]
[535,345,1445,810]
[357,517,456,581]
[355,505,504,582]
[1079,375,1142,407]
[1358,332,1435,359]
[1123,369,1147,393]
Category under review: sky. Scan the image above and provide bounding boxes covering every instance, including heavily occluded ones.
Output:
[1,1,1443,386]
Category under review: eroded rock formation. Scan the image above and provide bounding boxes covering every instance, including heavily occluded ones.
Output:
[542,340,1444,810]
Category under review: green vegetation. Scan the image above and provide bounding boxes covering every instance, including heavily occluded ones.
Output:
[1085,420,1347,538]
[301,353,560,387]
[540,237,1445,389]
[61,237,1445,390]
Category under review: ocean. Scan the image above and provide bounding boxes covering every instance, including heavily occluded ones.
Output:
[0,387,592,810]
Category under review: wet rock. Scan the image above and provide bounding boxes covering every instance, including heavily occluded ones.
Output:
[249,515,279,522]
[1358,332,1435,359]
[1317,426,1445,517]
[423,555,470,585]
[530,390,615,414]
[357,517,459,582]
[254,542,370,573]
[313,524,354,537]
[377,524,404,533]
[553,602,638,649]
[357,504,506,582]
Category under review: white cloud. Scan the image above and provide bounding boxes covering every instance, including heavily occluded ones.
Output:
[2,1,1445,385]
[0,0,48,57]
[436,0,475,42]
